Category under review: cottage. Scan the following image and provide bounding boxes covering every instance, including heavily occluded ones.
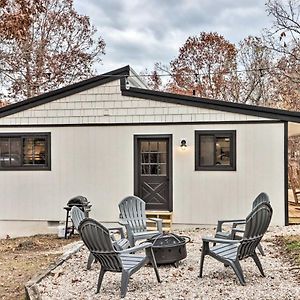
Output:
[1,65,300,238]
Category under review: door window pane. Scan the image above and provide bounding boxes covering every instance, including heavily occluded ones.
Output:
[149,142,158,152]
[159,164,167,175]
[141,164,149,175]
[150,164,158,175]
[159,153,167,163]
[158,141,167,152]
[149,153,158,163]
[141,153,149,163]
[140,141,149,152]
[140,139,168,176]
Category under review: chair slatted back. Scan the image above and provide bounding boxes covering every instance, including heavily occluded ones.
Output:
[238,202,273,260]
[70,206,85,230]
[252,192,270,210]
[79,218,123,272]
[119,196,147,233]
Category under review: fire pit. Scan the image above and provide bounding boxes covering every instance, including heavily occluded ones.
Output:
[64,196,92,239]
[146,233,190,267]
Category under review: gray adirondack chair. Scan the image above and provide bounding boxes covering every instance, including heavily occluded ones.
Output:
[215,192,270,255]
[78,218,161,298]
[70,206,130,269]
[199,201,273,285]
[119,196,163,247]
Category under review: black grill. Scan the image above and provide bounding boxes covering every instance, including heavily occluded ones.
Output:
[66,195,91,217]
[64,195,92,238]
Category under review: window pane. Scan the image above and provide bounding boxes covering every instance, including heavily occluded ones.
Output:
[0,138,10,167]
[0,138,21,167]
[141,153,149,163]
[200,136,214,166]
[149,153,158,163]
[23,138,34,165]
[23,137,46,165]
[141,164,149,175]
[10,138,22,166]
[140,141,149,152]
[158,141,167,152]
[159,153,167,163]
[216,136,231,166]
[149,142,158,152]
[34,138,46,165]
[150,164,158,175]
[159,164,167,175]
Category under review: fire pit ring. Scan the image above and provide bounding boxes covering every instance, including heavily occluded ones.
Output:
[146,233,191,267]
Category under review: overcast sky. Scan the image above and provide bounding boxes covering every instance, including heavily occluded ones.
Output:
[73,0,273,74]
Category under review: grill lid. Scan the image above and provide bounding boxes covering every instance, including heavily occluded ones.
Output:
[67,195,89,207]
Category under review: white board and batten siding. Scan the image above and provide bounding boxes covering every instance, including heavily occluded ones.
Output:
[0,80,284,237]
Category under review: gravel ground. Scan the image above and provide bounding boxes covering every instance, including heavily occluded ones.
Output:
[37,225,300,300]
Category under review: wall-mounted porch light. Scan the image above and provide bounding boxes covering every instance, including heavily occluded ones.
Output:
[180,139,187,150]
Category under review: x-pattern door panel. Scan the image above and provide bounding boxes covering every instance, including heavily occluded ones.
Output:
[135,136,172,211]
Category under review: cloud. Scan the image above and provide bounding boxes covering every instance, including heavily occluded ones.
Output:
[74,0,273,74]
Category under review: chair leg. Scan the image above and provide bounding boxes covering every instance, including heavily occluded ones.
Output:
[120,270,130,299]
[96,267,106,294]
[199,241,210,278]
[199,246,206,278]
[252,253,265,277]
[229,260,246,285]
[148,248,161,282]
[257,243,265,256]
[128,235,135,247]
[87,252,95,270]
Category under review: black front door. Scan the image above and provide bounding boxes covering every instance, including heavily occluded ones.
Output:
[134,135,172,211]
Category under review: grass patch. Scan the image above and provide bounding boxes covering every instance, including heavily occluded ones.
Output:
[283,235,300,265]
[275,234,300,266]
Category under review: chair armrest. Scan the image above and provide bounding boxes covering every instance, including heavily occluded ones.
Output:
[216,219,245,232]
[117,242,152,254]
[147,218,163,233]
[108,227,125,239]
[232,220,246,228]
[202,236,240,244]
[118,218,128,225]
[231,228,245,234]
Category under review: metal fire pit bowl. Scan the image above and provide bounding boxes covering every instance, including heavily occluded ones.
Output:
[146,233,191,267]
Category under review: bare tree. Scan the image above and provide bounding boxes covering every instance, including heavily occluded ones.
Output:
[264,0,300,109]
[237,36,274,105]
[0,0,105,101]
[265,0,300,82]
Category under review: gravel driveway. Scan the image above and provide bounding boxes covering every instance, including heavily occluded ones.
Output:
[37,225,300,300]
